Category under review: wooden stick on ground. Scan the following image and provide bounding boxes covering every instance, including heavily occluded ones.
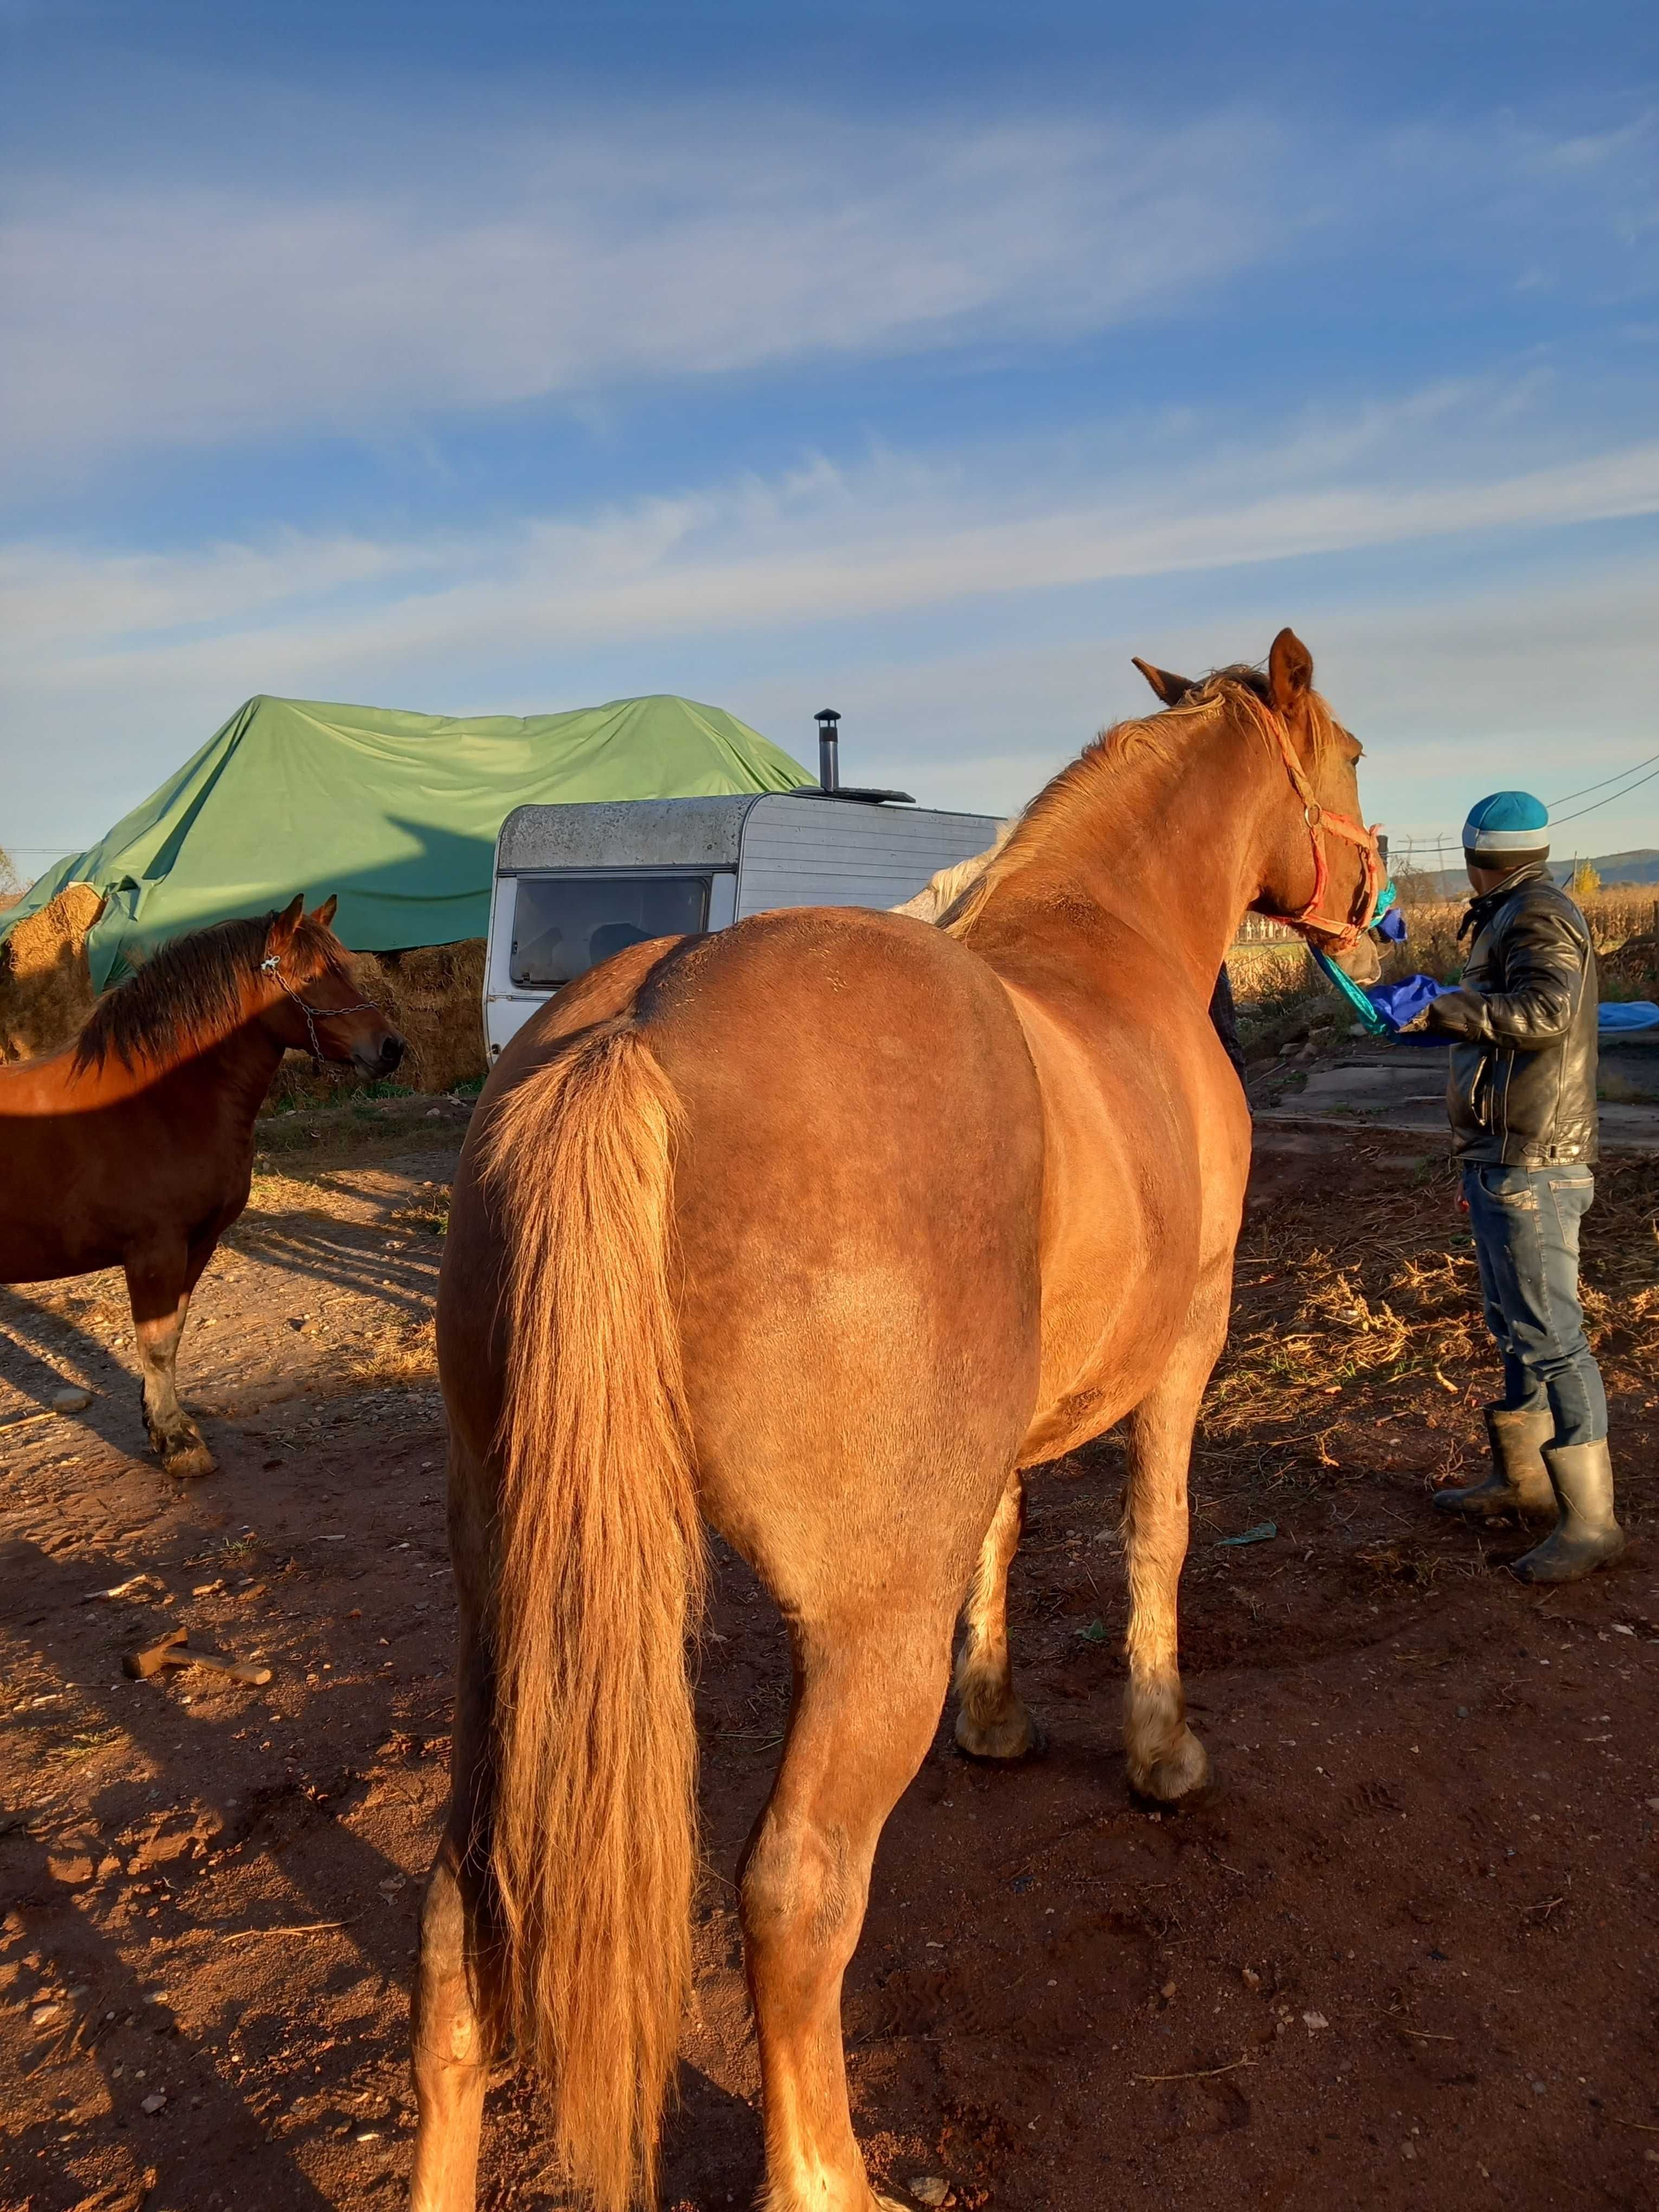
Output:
[1132,2053,1256,2085]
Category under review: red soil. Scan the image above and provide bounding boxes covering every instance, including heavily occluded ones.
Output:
[1,1123,1655,2211]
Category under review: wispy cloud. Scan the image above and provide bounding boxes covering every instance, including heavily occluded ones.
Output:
[0,109,1288,478]
[7,384,1659,846]
[10,85,1648,486]
[796,557,1659,839]
[7,389,1657,672]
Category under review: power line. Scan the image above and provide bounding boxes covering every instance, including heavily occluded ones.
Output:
[1390,749,1659,851]
[1546,749,1659,809]
[1550,759,1659,827]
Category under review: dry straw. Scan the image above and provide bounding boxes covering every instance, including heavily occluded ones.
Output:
[0,883,105,1060]
[1207,1150,1659,1500]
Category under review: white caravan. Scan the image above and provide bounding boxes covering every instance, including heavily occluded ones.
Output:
[483,782,999,1063]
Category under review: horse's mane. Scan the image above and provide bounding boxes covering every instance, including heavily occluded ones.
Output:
[938,665,1276,936]
[72,910,337,1074]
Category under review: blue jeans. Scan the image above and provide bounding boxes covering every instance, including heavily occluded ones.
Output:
[1462,1164,1606,1448]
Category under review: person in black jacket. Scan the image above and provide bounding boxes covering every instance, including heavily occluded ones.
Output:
[1208,966,1248,1092]
[1417,791,1625,1581]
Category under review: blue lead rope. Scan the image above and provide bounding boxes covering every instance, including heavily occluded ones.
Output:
[1309,876,1399,1036]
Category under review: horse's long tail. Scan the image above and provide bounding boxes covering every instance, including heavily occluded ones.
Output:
[479,1020,703,2212]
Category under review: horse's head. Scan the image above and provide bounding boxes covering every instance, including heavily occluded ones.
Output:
[259,896,407,1078]
[1137,628,1383,986]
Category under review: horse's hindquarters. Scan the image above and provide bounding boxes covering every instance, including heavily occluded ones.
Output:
[642,909,1047,1594]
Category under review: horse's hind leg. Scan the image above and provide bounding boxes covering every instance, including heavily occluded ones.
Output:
[1121,1270,1230,1803]
[742,1606,955,2212]
[410,1612,501,2212]
[953,1471,1042,1759]
[124,1234,216,1478]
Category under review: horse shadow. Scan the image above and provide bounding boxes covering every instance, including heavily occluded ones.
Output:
[661,2064,765,2208]
[3,1513,775,2209]
[0,1278,142,1450]
[0,1529,432,2208]
[226,1211,440,1327]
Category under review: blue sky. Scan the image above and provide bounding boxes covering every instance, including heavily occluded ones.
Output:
[3,0,1658,880]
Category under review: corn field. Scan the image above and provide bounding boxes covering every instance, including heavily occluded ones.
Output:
[1378,889,1659,999]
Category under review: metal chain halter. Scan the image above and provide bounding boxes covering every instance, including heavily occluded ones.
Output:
[259,955,381,1071]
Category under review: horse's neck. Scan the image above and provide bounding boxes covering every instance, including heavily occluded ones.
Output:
[121,1012,286,1123]
[969,708,1281,994]
[184,1018,287,1118]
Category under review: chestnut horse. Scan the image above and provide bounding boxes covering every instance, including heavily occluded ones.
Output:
[411,631,1381,2212]
[0,896,404,1475]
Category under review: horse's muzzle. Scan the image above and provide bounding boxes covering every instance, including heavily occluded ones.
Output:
[353,1033,406,1078]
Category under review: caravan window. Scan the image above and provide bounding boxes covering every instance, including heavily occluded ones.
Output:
[509,871,713,988]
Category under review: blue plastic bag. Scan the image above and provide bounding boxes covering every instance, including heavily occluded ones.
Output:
[1368,973,1456,1032]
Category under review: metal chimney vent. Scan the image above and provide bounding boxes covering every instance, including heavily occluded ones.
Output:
[814,708,840,794]
[802,708,915,805]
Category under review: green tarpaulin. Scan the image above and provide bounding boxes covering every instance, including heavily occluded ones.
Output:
[5,693,812,989]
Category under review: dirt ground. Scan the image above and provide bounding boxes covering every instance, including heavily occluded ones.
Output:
[2,1104,1657,2212]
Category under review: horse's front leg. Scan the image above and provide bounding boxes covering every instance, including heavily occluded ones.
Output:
[124,1236,215,1477]
[1121,1269,1230,1803]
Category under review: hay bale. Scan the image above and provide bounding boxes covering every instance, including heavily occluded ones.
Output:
[0,883,105,1061]
[360,941,488,1093]
[264,937,489,1108]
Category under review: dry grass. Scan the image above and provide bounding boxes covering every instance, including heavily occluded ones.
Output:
[1206,1153,1659,1489]
[1226,940,1313,1006]
[340,1311,438,1391]
[1225,884,1659,1055]
[1208,1170,1475,1472]
[1224,919,1324,1049]
[1386,890,1659,995]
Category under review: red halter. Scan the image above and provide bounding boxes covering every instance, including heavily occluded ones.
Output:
[1240,693,1385,954]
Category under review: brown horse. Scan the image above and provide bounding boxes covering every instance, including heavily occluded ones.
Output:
[0,896,404,1476]
[411,631,1382,2212]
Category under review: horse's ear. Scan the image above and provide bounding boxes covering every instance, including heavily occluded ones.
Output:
[1267,628,1314,713]
[269,895,304,948]
[1131,657,1194,707]
[311,895,338,929]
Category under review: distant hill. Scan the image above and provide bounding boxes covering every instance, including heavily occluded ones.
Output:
[1412,850,1659,897]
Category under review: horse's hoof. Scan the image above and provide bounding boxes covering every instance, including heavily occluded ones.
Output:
[1129,1726,1212,1806]
[162,1441,217,1481]
[954,1702,1046,1763]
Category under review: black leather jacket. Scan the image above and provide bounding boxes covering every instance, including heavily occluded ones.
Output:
[1425,864,1598,1166]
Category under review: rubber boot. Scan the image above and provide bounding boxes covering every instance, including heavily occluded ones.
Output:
[1509,1441,1628,1584]
[1433,1405,1555,1520]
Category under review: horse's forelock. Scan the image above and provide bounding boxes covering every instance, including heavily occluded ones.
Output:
[290,912,350,981]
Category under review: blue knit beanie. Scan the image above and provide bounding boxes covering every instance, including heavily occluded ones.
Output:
[1462,790,1549,857]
